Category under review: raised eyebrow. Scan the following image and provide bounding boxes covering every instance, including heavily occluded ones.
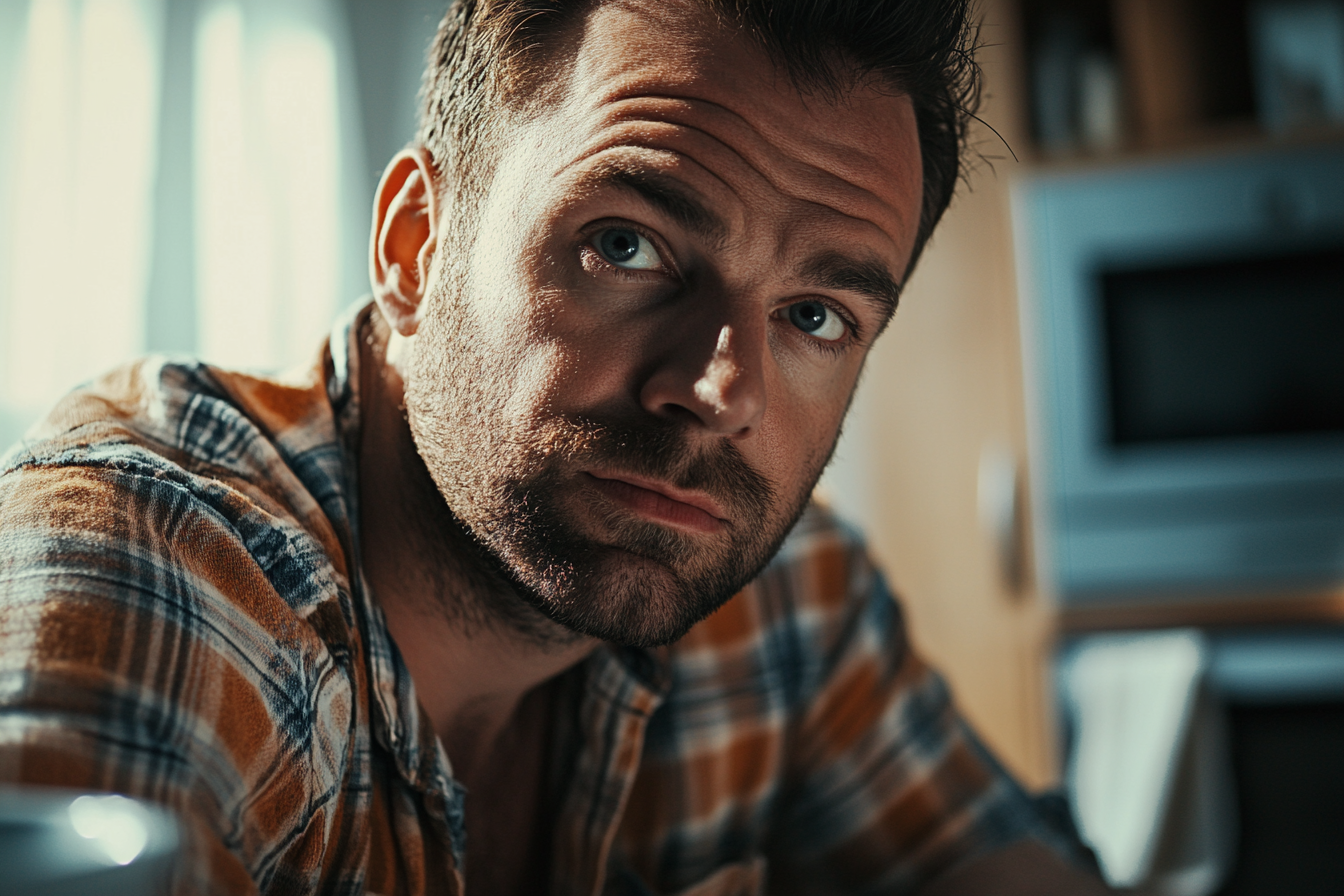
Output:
[802,252,903,333]
[583,162,728,249]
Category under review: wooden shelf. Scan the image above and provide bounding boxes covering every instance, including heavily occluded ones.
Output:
[1019,120,1344,177]
[1059,588,1344,633]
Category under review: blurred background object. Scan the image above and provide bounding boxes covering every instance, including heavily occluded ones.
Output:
[1025,1,1126,155]
[1056,627,1344,895]
[1014,145,1344,602]
[0,787,180,895]
[1060,630,1237,895]
[1014,129,1344,896]
[1250,1,1344,133]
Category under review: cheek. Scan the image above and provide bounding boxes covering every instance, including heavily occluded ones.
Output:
[490,316,583,429]
[757,402,843,487]
[536,330,640,422]
[757,361,856,480]
[519,275,655,410]
[499,294,635,431]
[454,254,581,423]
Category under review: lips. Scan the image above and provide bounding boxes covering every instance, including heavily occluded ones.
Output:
[581,471,726,533]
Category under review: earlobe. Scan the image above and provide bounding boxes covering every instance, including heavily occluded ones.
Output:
[370,147,439,337]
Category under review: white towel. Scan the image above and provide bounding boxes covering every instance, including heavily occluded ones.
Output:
[1061,629,1237,895]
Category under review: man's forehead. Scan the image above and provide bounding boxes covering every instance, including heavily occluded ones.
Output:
[527,1,919,242]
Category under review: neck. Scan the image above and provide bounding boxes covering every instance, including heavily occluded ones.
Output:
[354,313,595,778]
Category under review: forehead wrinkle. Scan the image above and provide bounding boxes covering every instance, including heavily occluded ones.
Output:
[555,115,741,199]
[593,93,912,250]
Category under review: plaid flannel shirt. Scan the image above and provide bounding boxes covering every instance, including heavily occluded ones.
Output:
[0,304,1070,894]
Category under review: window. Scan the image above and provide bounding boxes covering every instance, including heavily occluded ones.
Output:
[0,0,369,449]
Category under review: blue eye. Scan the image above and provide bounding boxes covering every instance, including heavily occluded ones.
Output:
[596,228,662,270]
[788,301,846,341]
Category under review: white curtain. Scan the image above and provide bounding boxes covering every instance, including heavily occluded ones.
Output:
[0,0,371,449]
[0,0,164,443]
[193,0,368,372]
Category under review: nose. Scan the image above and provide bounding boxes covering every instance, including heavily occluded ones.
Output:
[639,317,767,437]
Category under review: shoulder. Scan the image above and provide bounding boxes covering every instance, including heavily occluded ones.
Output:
[6,355,347,511]
[752,499,891,634]
[0,356,360,677]
[2,355,353,593]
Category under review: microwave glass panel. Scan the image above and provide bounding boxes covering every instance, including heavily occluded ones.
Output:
[1102,245,1344,445]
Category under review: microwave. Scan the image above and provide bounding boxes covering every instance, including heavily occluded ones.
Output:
[1013,140,1344,604]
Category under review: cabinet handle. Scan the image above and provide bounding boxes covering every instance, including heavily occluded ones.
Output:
[978,443,1024,593]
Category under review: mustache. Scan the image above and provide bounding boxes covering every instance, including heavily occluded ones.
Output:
[534,413,776,523]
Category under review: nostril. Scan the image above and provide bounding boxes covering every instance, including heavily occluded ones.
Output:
[653,403,704,426]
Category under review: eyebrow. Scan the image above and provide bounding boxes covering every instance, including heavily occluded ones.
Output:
[801,252,903,332]
[586,162,728,249]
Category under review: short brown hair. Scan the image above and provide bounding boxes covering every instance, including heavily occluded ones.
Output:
[417,0,981,271]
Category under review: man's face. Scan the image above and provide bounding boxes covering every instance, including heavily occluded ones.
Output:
[403,0,923,646]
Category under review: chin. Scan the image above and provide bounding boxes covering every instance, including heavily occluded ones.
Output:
[519,547,738,648]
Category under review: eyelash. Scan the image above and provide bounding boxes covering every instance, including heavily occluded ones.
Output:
[577,221,864,355]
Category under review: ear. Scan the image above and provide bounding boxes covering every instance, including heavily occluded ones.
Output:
[370,147,439,336]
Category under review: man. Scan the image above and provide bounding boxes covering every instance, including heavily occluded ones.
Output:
[0,0,1106,893]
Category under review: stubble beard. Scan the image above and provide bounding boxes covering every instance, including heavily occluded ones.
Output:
[401,270,832,648]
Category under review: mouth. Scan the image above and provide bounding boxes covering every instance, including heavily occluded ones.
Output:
[580,470,727,533]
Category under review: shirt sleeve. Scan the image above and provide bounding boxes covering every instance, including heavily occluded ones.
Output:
[764,520,1082,895]
[0,457,322,895]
